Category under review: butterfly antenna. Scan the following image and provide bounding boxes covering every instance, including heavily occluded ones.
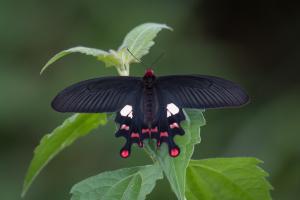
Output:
[126,48,148,67]
[151,52,165,67]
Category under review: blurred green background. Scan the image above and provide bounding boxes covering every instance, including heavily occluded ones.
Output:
[1,0,299,199]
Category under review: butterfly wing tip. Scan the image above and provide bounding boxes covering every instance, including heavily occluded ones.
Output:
[51,99,66,113]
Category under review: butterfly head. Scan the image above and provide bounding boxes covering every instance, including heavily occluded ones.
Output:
[144,68,155,78]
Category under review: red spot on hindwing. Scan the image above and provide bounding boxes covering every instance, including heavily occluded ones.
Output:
[120,149,130,158]
[160,131,168,137]
[151,127,158,132]
[142,128,150,134]
[138,141,143,147]
[157,140,161,147]
[142,127,158,135]
[120,124,129,131]
[170,147,180,157]
[131,133,139,138]
[170,122,179,129]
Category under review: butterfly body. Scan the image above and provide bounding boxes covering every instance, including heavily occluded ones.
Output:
[141,69,158,127]
[52,69,249,158]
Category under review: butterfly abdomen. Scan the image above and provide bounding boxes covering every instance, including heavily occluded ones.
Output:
[142,73,159,127]
[142,87,159,127]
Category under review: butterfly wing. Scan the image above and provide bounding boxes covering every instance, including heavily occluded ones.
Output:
[51,76,143,113]
[155,75,249,109]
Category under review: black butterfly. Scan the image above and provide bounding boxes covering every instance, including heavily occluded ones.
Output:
[51,69,249,158]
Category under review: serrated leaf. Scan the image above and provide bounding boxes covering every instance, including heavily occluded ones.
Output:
[145,109,205,200]
[186,158,273,200]
[118,23,172,64]
[70,163,163,200]
[22,113,107,197]
[40,46,120,74]
[40,23,171,76]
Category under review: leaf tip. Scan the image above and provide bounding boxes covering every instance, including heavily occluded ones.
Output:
[40,64,48,75]
[21,184,28,198]
[39,51,66,75]
[163,24,173,31]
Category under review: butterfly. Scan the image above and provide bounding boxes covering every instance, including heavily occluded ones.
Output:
[51,69,249,158]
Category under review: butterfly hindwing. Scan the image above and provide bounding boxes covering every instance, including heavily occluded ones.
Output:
[115,104,144,158]
[114,102,185,158]
[156,102,185,157]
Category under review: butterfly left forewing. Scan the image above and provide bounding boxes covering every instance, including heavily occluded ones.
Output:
[51,76,142,113]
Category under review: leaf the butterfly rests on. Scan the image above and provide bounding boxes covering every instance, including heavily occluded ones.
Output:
[51,69,249,158]
[70,163,163,200]
[186,158,272,200]
[144,109,206,200]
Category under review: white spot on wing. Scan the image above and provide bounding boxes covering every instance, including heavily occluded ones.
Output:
[167,103,179,115]
[167,110,171,117]
[120,105,133,117]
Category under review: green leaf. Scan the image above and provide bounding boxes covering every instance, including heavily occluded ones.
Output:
[145,109,205,200]
[40,23,171,75]
[70,163,163,200]
[40,46,120,74]
[186,158,273,200]
[22,113,107,197]
[118,23,172,64]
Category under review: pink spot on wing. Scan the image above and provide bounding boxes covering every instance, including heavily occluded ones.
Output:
[142,129,150,134]
[131,133,139,138]
[170,122,179,129]
[160,132,168,137]
[151,127,158,132]
[157,140,161,147]
[120,124,129,131]
[138,141,143,147]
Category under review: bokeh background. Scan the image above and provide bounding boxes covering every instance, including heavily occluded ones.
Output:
[1,0,299,199]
